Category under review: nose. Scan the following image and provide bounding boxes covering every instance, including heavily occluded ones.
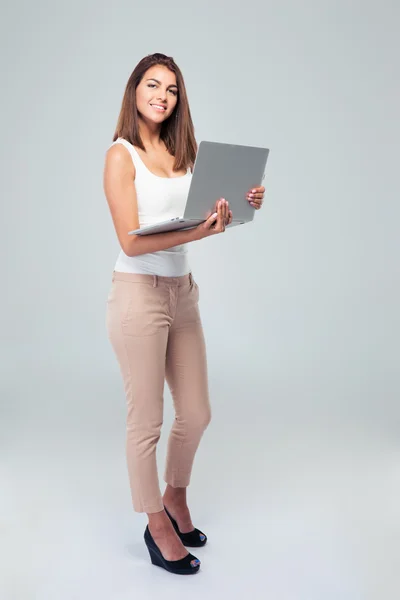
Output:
[157,90,167,102]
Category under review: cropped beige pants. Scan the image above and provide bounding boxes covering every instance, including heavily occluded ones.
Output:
[106,270,211,513]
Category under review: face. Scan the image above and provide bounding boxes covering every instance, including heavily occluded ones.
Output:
[136,65,178,123]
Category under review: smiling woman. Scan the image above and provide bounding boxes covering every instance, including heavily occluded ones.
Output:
[112,53,197,174]
[103,52,241,577]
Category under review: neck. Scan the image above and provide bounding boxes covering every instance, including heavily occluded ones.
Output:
[138,117,163,150]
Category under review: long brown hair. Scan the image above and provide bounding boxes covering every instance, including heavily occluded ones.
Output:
[113,53,197,173]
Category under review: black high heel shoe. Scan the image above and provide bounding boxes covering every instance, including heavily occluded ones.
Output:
[164,505,208,547]
[144,525,201,575]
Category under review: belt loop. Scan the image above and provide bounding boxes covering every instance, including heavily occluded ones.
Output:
[153,275,158,288]
[189,272,193,285]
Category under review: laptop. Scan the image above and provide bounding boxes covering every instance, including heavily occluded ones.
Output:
[128,140,269,236]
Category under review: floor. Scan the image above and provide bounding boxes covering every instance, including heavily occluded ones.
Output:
[1,370,399,600]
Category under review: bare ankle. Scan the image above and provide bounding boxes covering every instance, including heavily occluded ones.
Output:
[163,484,187,504]
[148,509,176,533]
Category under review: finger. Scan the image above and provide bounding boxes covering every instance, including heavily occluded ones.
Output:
[221,204,227,229]
[216,200,224,228]
[247,192,264,201]
[217,198,225,217]
[218,201,226,230]
[224,205,231,226]
[224,199,229,221]
[211,198,222,217]
[219,199,228,224]
[205,211,218,229]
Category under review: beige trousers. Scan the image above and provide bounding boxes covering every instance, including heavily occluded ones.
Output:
[106,270,211,513]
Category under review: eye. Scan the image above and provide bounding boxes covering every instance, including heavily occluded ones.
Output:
[147,84,177,95]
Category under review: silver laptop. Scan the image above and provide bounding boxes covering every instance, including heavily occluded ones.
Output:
[128,140,269,236]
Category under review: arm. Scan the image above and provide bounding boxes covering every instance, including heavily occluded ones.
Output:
[126,226,199,257]
[103,143,200,257]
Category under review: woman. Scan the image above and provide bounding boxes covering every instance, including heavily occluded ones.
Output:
[104,53,265,575]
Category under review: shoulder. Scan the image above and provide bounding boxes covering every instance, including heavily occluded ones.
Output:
[105,142,136,177]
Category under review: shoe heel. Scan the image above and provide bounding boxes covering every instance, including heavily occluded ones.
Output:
[147,546,163,568]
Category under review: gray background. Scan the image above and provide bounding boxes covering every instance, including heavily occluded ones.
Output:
[1,0,399,598]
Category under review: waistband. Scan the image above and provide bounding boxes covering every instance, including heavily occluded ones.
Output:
[112,270,193,288]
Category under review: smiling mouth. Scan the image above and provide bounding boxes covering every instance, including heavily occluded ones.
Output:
[150,104,167,111]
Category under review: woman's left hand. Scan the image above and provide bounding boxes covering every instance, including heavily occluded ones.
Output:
[246,186,265,210]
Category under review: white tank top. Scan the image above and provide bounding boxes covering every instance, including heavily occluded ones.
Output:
[109,137,193,276]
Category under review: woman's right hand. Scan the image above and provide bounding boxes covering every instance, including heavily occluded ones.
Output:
[193,198,233,240]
